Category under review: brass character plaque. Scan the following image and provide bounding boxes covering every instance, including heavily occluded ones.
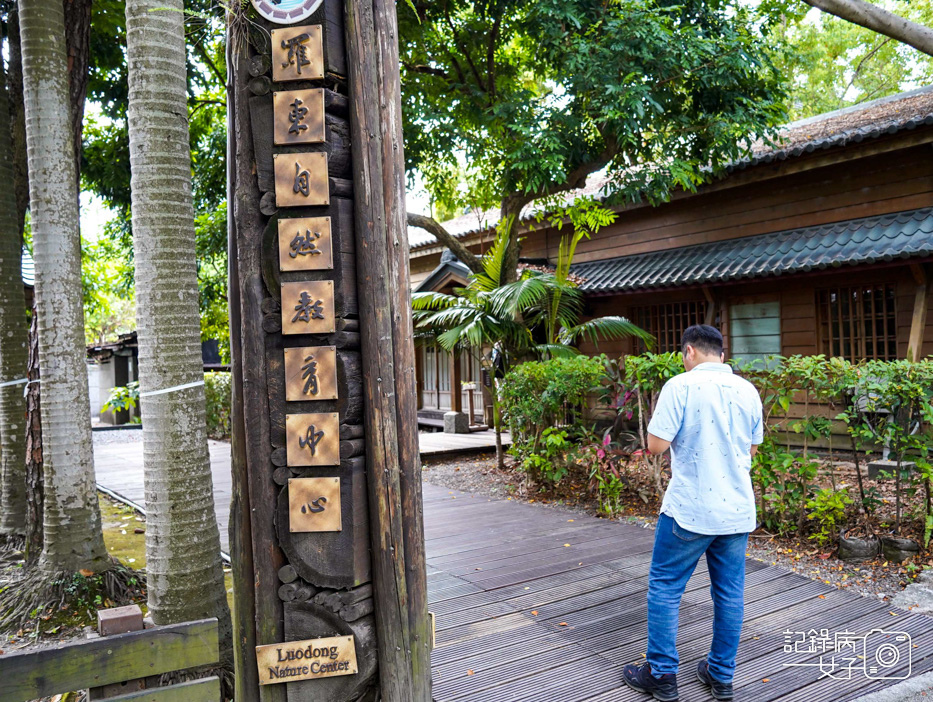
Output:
[284,346,338,401]
[286,412,339,466]
[278,216,333,271]
[273,89,325,145]
[271,25,324,82]
[281,281,335,335]
[274,152,329,208]
[288,477,341,532]
[256,635,358,685]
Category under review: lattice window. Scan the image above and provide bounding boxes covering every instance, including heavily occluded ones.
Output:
[818,284,897,361]
[632,300,708,353]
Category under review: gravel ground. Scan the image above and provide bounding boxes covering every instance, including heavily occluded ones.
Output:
[421,453,928,603]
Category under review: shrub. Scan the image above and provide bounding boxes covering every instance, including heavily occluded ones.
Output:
[204,371,232,439]
[806,487,853,546]
[500,354,604,449]
[103,381,141,424]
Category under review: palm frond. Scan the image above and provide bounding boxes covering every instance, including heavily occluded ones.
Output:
[559,316,651,348]
[490,276,550,316]
[472,228,511,292]
[411,291,460,311]
[535,343,581,359]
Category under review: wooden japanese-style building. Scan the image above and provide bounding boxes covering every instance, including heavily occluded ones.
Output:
[410,86,933,427]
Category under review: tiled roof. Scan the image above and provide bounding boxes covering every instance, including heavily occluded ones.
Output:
[409,85,933,251]
[572,207,933,294]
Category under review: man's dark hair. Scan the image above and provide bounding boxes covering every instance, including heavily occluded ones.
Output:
[681,324,723,356]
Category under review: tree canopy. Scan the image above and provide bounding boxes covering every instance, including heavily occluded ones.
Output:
[399,0,788,276]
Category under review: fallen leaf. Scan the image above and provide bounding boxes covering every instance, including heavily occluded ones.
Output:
[762,678,770,683]
[564,544,571,548]
[890,611,898,616]
[467,670,474,676]
[531,611,539,616]
[567,519,574,522]
[558,622,568,627]
[79,569,94,577]
[818,595,826,599]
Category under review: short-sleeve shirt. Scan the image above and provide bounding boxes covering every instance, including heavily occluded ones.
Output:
[647,362,763,535]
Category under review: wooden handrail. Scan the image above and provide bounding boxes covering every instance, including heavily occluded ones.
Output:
[0,618,219,701]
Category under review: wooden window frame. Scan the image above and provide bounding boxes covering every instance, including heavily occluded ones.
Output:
[631,299,708,354]
[816,283,898,361]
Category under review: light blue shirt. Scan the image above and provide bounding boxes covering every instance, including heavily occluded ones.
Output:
[647,362,763,535]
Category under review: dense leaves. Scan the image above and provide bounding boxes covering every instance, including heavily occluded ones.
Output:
[400,0,787,226]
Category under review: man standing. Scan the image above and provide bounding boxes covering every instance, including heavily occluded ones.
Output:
[623,325,762,701]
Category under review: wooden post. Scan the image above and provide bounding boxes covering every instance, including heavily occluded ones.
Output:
[345,0,432,699]
[450,350,462,413]
[227,0,429,699]
[908,263,930,362]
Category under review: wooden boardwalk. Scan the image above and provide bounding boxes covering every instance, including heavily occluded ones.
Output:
[420,429,510,458]
[424,482,933,701]
[93,435,933,700]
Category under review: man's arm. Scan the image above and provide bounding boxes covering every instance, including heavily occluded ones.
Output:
[647,433,671,455]
[751,444,759,458]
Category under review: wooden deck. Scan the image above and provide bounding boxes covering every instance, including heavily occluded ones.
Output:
[93,435,933,700]
[420,429,510,458]
[424,482,933,701]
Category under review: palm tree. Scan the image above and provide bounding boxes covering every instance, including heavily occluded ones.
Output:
[0,55,29,549]
[413,228,649,468]
[413,233,532,469]
[16,0,110,582]
[125,0,231,666]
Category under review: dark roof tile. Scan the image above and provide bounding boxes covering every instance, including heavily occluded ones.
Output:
[572,207,933,293]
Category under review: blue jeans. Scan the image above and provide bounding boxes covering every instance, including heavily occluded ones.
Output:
[646,513,748,682]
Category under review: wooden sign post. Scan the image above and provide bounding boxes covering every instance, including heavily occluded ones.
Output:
[227,1,431,700]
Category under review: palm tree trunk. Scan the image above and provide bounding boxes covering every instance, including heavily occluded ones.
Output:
[0,55,29,545]
[18,0,110,575]
[125,0,231,662]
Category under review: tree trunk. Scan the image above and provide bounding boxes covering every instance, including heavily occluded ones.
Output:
[0,54,30,543]
[24,306,43,565]
[5,6,29,234]
[124,0,232,663]
[803,0,933,57]
[62,0,92,184]
[18,0,110,575]
[498,198,527,285]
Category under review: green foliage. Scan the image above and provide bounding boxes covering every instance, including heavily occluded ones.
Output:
[400,0,787,264]
[585,437,628,517]
[204,372,232,439]
[81,235,136,345]
[806,487,853,546]
[517,427,575,486]
[760,1,933,121]
[103,382,140,423]
[500,354,605,445]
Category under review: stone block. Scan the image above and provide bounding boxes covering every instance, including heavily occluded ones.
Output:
[97,604,144,636]
[867,459,916,480]
[443,411,470,434]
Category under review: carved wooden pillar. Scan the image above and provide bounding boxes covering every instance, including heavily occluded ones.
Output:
[227,0,429,700]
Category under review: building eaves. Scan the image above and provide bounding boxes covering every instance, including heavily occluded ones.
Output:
[571,206,933,294]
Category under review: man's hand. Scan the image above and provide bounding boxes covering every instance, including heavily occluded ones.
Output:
[647,432,671,456]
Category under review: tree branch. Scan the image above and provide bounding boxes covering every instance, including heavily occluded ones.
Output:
[407,212,482,272]
[802,0,933,57]
[192,39,226,87]
[402,62,450,81]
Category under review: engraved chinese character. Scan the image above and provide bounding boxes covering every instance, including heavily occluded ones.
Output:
[300,496,328,514]
[281,34,312,75]
[288,98,309,136]
[293,161,311,197]
[298,425,325,455]
[289,228,323,258]
[301,354,319,395]
[292,291,325,324]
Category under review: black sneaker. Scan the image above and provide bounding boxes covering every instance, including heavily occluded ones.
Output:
[622,661,679,701]
[696,659,734,700]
